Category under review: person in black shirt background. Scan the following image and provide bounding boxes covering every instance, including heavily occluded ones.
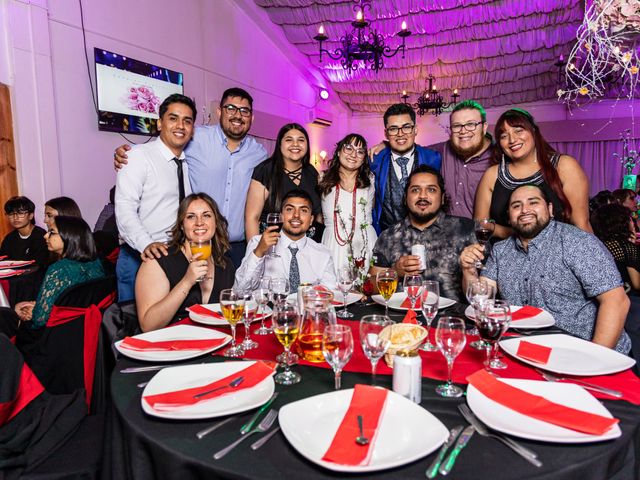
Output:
[0,196,48,268]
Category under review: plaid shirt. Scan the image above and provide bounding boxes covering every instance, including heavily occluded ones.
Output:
[372,212,475,301]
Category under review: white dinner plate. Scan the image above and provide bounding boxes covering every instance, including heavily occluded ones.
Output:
[279,388,448,473]
[286,290,362,307]
[464,305,555,329]
[188,302,272,326]
[114,324,231,362]
[141,361,275,420]
[500,334,636,376]
[0,260,34,269]
[467,378,621,443]
[371,292,456,311]
[0,269,21,279]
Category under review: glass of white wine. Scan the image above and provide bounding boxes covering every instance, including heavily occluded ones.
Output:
[376,269,398,317]
[219,289,245,358]
[272,303,302,385]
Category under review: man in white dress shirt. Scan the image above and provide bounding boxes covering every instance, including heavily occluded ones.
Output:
[115,94,196,301]
[234,189,337,292]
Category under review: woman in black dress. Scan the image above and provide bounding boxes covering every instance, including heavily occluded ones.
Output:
[135,193,235,331]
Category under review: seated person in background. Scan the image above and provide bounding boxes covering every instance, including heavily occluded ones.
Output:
[0,196,48,268]
[135,193,235,332]
[94,186,118,235]
[14,216,106,330]
[43,196,82,229]
[369,165,475,302]
[589,189,613,215]
[460,185,631,353]
[611,188,639,234]
[592,203,640,292]
[234,189,336,292]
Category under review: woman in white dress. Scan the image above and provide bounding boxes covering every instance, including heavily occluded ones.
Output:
[318,134,377,286]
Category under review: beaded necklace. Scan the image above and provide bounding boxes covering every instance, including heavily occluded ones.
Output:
[333,183,357,246]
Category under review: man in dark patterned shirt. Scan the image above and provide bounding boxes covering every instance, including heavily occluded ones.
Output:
[370,165,475,302]
[460,184,631,353]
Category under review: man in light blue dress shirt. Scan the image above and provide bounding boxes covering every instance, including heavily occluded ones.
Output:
[115,87,268,267]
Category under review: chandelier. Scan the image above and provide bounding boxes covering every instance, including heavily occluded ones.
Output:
[313,0,411,73]
[401,74,460,116]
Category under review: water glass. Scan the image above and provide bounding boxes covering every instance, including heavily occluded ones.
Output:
[219,289,245,358]
[359,315,393,383]
[322,324,354,390]
[272,303,302,385]
[253,277,272,335]
[419,280,439,351]
[336,266,354,318]
[270,277,289,307]
[403,274,423,310]
[239,290,258,350]
[466,279,495,349]
[435,316,467,397]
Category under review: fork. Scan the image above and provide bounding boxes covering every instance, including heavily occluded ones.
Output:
[213,409,278,459]
[458,404,542,467]
[535,369,623,398]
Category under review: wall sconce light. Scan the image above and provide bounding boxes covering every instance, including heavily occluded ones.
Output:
[319,88,329,100]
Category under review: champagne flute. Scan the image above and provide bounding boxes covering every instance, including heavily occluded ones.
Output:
[474,300,511,370]
[403,274,423,310]
[239,290,258,350]
[376,269,398,316]
[270,277,289,308]
[434,316,467,398]
[272,303,302,385]
[419,280,439,351]
[254,277,272,335]
[466,279,495,350]
[189,239,212,281]
[266,213,284,258]
[322,324,354,390]
[219,289,245,358]
[359,315,392,383]
[336,266,354,319]
[474,218,495,269]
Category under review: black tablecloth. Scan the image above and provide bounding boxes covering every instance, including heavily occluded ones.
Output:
[104,305,640,480]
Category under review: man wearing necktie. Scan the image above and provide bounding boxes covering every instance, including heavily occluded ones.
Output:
[234,189,337,292]
[115,94,195,301]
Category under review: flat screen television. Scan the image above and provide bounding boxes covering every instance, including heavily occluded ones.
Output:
[95,48,184,136]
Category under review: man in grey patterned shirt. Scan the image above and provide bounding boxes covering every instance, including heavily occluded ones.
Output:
[370,165,475,302]
[460,185,631,353]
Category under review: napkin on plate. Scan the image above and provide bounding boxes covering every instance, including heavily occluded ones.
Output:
[143,361,274,409]
[467,369,619,435]
[402,310,418,324]
[186,304,224,319]
[0,269,25,279]
[400,296,421,309]
[120,336,227,352]
[0,260,34,269]
[321,384,388,466]
[516,340,552,364]
[511,306,543,321]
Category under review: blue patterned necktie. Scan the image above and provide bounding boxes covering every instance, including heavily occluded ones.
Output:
[395,156,410,187]
[288,245,300,293]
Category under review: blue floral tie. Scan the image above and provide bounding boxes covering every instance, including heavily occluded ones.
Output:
[396,156,410,187]
[288,245,300,293]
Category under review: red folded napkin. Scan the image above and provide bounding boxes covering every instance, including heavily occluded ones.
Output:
[0,269,24,279]
[511,306,543,321]
[321,384,388,466]
[400,296,422,309]
[144,361,274,409]
[0,260,34,269]
[402,310,418,324]
[516,340,552,364]
[467,369,619,435]
[186,304,224,318]
[120,336,227,352]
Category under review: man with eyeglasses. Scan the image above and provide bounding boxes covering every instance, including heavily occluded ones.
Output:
[0,196,48,269]
[371,103,441,234]
[114,87,268,267]
[430,100,493,219]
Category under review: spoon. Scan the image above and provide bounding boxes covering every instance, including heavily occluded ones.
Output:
[193,376,244,399]
[355,415,369,446]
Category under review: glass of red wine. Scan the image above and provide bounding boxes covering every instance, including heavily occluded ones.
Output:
[474,218,495,269]
[473,299,511,370]
[266,212,284,258]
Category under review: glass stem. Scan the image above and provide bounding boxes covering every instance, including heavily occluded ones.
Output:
[485,342,493,367]
[283,346,291,373]
[258,303,265,330]
[335,370,342,390]
[343,292,348,314]
[231,325,236,347]
[385,301,389,317]
[446,358,454,386]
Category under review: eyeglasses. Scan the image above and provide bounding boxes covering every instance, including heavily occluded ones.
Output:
[7,210,29,218]
[46,229,59,236]
[221,104,252,117]
[342,144,366,158]
[449,121,485,133]
[385,124,415,136]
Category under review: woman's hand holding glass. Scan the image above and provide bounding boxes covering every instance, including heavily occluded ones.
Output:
[322,324,354,390]
[359,315,392,383]
[419,281,439,351]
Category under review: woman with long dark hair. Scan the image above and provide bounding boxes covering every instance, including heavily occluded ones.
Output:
[135,193,235,331]
[244,123,322,239]
[474,109,590,238]
[44,196,82,229]
[318,133,376,278]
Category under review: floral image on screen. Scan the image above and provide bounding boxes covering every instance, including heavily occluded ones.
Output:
[124,86,161,114]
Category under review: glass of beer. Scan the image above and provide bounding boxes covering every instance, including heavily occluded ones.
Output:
[189,239,212,281]
[376,269,398,316]
[219,289,245,358]
[272,303,302,385]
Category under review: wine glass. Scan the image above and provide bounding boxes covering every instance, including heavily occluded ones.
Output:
[219,289,245,358]
[239,290,258,350]
[272,303,302,385]
[336,266,354,319]
[466,279,495,350]
[359,315,392,383]
[434,316,467,398]
[403,274,423,310]
[376,269,398,316]
[189,239,212,281]
[474,218,495,269]
[322,324,354,390]
[419,281,439,351]
[266,213,283,258]
[474,299,511,370]
[270,277,289,307]
[254,277,272,335]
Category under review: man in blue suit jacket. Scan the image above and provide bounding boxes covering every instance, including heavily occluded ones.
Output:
[371,103,441,234]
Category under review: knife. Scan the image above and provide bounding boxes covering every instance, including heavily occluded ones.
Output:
[425,425,464,478]
[120,365,165,373]
[439,425,474,475]
[240,392,279,434]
